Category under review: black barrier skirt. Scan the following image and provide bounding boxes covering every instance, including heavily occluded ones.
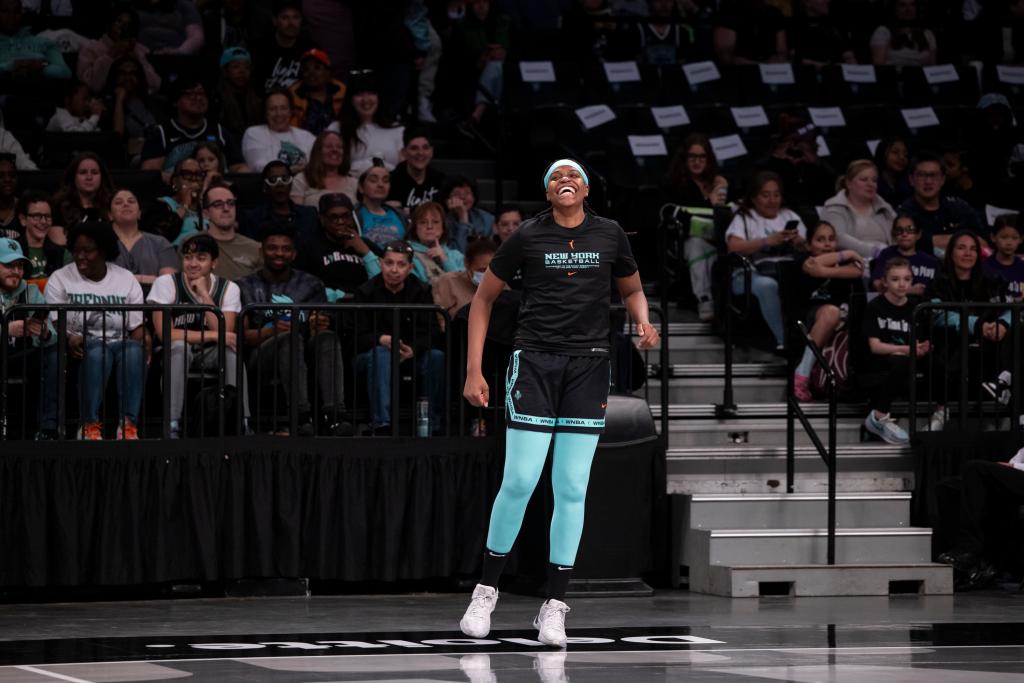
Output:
[0,438,504,587]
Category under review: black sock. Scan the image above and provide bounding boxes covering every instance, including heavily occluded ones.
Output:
[481,549,508,589]
[546,563,573,601]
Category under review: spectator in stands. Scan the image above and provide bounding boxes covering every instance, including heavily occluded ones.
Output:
[77,6,161,94]
[289,49,346,137]
[821,160,896,258]
[140,196,183,245]
[291,130,357,207]
[861,257,942,444]
[713,0,788,64]
[623,0,694,65]
[240,222,351,436]
[136,0,204,56]
[109,188,178,286]
[203,182,262,281]
[103,56,157,162]
[725,170,807,350]
[387,128,446,210]
[791,221,866,400]
[870,214,940,294]
[242,90,316,174]
[870,0,937,66]
[667,134,729,321]
[968,94,1024,207]
[441,175,494,252]
[452,0,510,125]
[159,157,204,245]
[217,47,262,142]
[240,160,317,244]
[790,0,857,65]
[254,0,312,92]
[369,201,464,285]
[356,160,406,249]
[897,153,982,255]
[147,233,245,439]
[46,81,105,133]
[983,214,1024,300]
[0,153,17,239]
[350,239,444,435]
[0,111,37,170]
[407,0,440,123]
[193,140,226,192]
[492,205,522,245]
[16,191,67,280]
[758,116,836,208]
[433,235,496,318]
[559,0,621,60]
[45,221,146,440]
[141,75,246,181]
[941,148,983,209]
[52,153,114,240]
[333,71,404,177]
[295,193,371,298]
[0,0,71,79]
[874,137,913,207]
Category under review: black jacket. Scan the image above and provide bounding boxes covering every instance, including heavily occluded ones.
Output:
[348,274,438,357]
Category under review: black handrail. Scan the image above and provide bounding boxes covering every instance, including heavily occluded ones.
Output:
[718,252,755,418]
[785,319,837,565]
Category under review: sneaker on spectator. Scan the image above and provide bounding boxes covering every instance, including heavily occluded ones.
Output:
[982,371,1012,406]
[169,420,181,439]
[793,373,812,402]
[34,429,59,440]
[297,421,316,437]
[418,97,437,124]
[116,419,139,440]
[78,422,103,441]
[533,599,570,648]
[323,419,354,437]
[697,298,714,322]
[928,407,947,432]
[864,411,908,445]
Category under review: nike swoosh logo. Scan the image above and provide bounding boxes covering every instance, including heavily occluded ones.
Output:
[556,566,574,571]
[567,271,577,277]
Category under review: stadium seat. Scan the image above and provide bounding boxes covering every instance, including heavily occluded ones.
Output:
[504,60,584,114]
[40,132,127,170]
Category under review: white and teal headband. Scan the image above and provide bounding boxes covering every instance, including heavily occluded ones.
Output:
[543,159,589,190]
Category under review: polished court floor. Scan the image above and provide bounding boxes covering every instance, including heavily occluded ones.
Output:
[1,589,1024,682]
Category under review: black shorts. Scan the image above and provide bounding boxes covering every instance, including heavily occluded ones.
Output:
[504,349,610,434]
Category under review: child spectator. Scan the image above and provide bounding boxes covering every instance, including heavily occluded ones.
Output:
[239,222,351,436]
[46,81,105,133]
[821,160,897,258]
[433,235,496,318]
[870,214,940,295]
[874,137,913,207]
[44,221,146,440]
[193,141,226,192]
[295,193,372,298]
[492,205,522,245]
[0,0,71,79]
[983,214,1024,301]
[242,90,316,174]
[441,175,494,252]
[870,0,936,66]
[52,153,115,238]
[16,192,67,281]
[332,71,404,178]
[160,157,204,246]
[897,153,983,255]
[203,183,262,282]
[239,161,318,245]
[137,0,204,56]
[109,189,178,286]
[288,49,346,136]
[941,148,983,210]
[367,201,464,285]
[356,161,406,249]
[387,127,446,210]
[77,6,161,94]
[792,221,866,401]
[103,56,157,162]
[146,233,245,439]
[861,257,943,444]
[254,0,313,92]
[291,130,357,207]
[0,153,17,239]
[217,47,262,142]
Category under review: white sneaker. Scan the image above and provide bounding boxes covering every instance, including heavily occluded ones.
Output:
[928,407,947,432]
[460,584,498,637]
[983,371,1012,406]
[533,599,570,647]
[534,650,568,683]
[459,653,496,683]
[864,411,908,445]
[698,299,715,322]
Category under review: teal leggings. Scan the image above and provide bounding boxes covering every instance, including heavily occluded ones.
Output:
[485,427,600,567]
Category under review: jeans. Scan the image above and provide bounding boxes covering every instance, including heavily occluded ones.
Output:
[732,270,785,346]
[250,330,346,417]
[79,338,144,423]
[355,345,444,429]
[477,60,504,105]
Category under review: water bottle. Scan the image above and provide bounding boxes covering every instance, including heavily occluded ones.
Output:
[416,398,430,437]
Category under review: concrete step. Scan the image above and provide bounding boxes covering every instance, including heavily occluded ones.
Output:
[645,377,785,404]
[684,526,933,567]
[623,322,713,336]
[692,563,953,597]
[659,416,866,448]
[660,345,778,365]
[683,492,912,530]
[667,472,913,495]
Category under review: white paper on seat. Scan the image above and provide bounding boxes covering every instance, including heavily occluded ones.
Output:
[730,106,770,128]
[816,136,831,158]
[986,204,1019,226]
[604,61,641,83]
[650,105,690,129]
[575,104,617,130]
[866,139,881,155]
[807,106,846,128]
[709,134,748,161]
[997,65,1024,84]
[628,134,668,157]
[760,63,795,84]
[923,64,958,85]
[901,107,940,129]
[519,61,556,83]
[683,61,721,85]
[842,64,877,83]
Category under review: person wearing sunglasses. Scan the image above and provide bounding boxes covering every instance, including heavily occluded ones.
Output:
[240,160,317,245]
[201,182,262,282]
[870,214,940,295]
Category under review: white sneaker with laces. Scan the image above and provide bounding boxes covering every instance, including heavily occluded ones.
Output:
[864,411,908,445]
[460,584,498,638]
[459,653,497,683]
[533,599,570,647]
[928,407,947,432]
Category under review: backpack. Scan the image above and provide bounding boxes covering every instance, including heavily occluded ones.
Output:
[810,329,851,397]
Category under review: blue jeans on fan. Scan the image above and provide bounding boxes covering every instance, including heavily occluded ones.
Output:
[731,270,785,347]
[79,338,145,423]
[355,345,444,430]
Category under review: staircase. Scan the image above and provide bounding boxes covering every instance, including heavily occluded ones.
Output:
[635,315,953,597]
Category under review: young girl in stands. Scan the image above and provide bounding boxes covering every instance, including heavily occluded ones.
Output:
[355,159,406,250]
[193,141,227,193]
[983,214,1024,301]
[874,137,912,207]
[870,214,940,295]
[792,221,866,401]
[861,257,942,444]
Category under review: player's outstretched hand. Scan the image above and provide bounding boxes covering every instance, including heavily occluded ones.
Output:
[464,372,490,408]
[635,322,660,350]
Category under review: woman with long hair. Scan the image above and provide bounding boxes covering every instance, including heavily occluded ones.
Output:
[355,160,406,249]
[870,0,937,66]
[291,130,357,206]
[873,137,913,208]
[103,55,157,162]
[52,153,115,244]
[217,46,262,140]
[820,159,897,258]
[193,141,227,193]
[331,73,404,179]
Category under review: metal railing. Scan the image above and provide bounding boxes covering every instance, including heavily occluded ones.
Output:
[786,320,838,565]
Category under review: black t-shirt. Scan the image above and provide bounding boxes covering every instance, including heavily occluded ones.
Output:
[386,163,447,210]
[141,119,243,173]
[896,196,983,254]
[862,295,917,347]
[295,230,369,294]
[487,210,637,355]
[254,36,314,92]
[793,253,864,309]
